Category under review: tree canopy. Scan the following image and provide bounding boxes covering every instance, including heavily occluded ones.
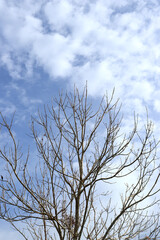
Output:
[0,86,160,240]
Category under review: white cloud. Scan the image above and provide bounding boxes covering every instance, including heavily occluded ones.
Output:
[0,0,160,110]
[0,98,16,116]
[44,0,73,30]
[32,33,74,78]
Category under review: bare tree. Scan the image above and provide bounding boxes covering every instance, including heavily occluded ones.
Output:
[0,86,160,240]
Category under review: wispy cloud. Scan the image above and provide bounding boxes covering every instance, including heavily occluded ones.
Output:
[1,0,160,130]
[0,0,160,101]
[0,0,160,150]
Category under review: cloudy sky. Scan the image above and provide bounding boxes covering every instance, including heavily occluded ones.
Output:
[1,0,160,238]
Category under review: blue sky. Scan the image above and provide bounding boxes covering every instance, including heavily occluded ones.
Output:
[1,0,160,238]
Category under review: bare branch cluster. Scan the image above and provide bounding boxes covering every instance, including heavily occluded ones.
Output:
[0,86,160,240]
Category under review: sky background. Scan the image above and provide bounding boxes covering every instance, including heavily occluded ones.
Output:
[1,0,160,238]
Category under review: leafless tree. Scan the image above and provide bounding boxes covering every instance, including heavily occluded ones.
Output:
[0,86,160,240]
